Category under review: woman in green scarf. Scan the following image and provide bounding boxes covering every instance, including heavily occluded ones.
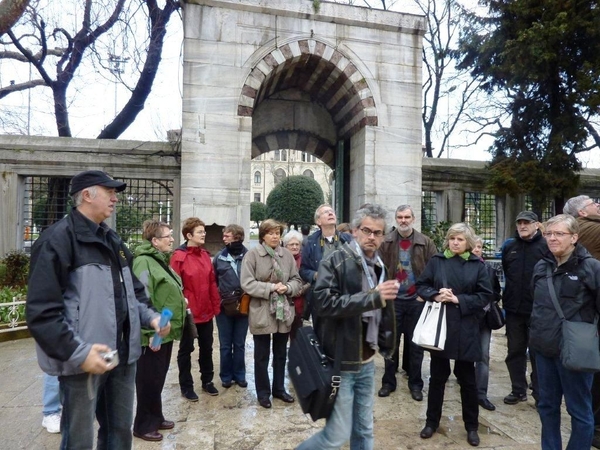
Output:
[132,220,186,442]
[241,219,303,409]
[415,222,493,447]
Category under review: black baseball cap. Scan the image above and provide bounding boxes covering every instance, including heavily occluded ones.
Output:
[515,211,538,223]
[69,170,127,195]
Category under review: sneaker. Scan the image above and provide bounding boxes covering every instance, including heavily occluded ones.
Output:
[202,382,219,396]
[181,389,199,402]
[503,392,527,404]
[42,413,61,433]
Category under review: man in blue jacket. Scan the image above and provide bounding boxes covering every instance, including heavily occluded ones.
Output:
[300,204,352,319]
[26,170,170,450]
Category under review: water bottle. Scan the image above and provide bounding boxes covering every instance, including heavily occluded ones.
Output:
[151,308,173,348]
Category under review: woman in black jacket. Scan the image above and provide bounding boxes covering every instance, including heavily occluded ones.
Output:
[213,224,249,388]
[416,223,492,447]
[530,214,600,450]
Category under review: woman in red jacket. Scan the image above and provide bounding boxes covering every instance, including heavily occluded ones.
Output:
[170,217,221,401]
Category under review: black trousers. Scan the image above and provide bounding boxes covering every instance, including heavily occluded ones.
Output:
[505,311,538,398]
[426,356,479,432]
[177,319,214,391]
[253,332,289,400]
[133,341,173,435]
[381,300,424,391]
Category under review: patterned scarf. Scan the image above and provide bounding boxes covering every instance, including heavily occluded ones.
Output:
[263,243,293,323]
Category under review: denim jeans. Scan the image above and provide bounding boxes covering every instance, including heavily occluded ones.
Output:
[476,323,492,399]
[297,360,375,450]
[59,362,136,450]
[43,373,61,416]
[216,313,249,383]
[381,300,424,392]
[536,353,594,450]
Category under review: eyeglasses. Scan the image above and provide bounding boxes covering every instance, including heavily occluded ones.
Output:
[581,201,598,210]
[359,227,384,238]
[286,242,301,247]
[542,231,573,238]
[195,230,207,235]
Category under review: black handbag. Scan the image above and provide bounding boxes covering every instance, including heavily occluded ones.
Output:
[287,325,343,421]
[220,289,243,316]
[546,266,600,372]
[485,301,505,330]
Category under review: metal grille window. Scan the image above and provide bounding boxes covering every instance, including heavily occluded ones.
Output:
[464,192,496,252]
[421,191,437,231]
[524,196,555,222]
[22,176,174,251]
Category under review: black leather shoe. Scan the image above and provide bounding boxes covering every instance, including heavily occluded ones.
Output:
[410,390,423,401]
[467,430,480,446]
[273,392,295,403]
[222,380,234,388]
[158,420,174,430]
[258,397,272,408]
[236,380,248,388]
[181,390,199,402]
[478,398,496,411]
[133,430,163,442]
[420,426,435,439]
[378,385,394,397]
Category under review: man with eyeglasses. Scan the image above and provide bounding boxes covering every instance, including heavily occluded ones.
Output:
[296,204,399,450]
[564,195,600,448]
[377,205,437,402]
[26,170,169,449]
[501,210,549,407]
[300,204,352,320]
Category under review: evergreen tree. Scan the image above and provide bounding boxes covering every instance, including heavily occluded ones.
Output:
[266,176,324,229]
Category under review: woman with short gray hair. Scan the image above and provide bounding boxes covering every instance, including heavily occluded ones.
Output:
[530,214,600,450]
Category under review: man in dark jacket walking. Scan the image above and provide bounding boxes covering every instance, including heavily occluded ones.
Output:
[299,204,352,319]
[26,170,169,450]
[564,195,600,448]
[501,210,549,405]
[377,205,437,401]
[296,204,399,450]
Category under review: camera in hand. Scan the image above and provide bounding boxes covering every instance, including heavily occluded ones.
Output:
[100,350,119,367]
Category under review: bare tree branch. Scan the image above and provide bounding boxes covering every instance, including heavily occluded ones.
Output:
[0,78,45,98]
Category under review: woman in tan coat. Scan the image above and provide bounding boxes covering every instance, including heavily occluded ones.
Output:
[241,219,303,408]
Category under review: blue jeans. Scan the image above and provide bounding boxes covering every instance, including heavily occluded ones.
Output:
[476,324,492,399]
[536,353,594,450]
[43,373,61,416]
[59,362,136,450]
[216,313,249,383]
[297,360,375,450]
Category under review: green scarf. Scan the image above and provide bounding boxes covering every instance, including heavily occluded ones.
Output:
[444,248,471,260]
[263,243,292,323]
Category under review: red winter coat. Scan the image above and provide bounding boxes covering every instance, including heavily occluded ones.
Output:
[170,244,220,323]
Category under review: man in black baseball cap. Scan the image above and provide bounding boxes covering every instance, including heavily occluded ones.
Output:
[69,170,127,195]
[27,169,170,448]
[501,210,548,407]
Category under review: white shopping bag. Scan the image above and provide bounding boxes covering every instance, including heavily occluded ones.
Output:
[412,301,447,351]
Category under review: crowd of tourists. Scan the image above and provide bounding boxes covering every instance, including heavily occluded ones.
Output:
[25,170,600,449]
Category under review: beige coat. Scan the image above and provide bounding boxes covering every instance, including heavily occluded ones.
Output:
[241,244,303,335]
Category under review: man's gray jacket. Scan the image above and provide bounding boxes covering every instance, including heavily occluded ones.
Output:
[26,208,158,376]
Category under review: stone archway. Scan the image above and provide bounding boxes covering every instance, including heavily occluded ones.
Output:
[181,0,425,232]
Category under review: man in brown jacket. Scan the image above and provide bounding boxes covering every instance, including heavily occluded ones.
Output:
[378,205,437,401]
[564,195,600,448]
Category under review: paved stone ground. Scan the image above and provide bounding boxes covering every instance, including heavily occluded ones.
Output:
[1,329,571,449]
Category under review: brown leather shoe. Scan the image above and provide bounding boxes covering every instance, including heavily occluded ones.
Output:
[159,420,175,430]
[133,430,163,442]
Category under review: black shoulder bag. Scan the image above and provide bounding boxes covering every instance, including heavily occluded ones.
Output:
[546,265,600,372]
[287,324,343,421]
